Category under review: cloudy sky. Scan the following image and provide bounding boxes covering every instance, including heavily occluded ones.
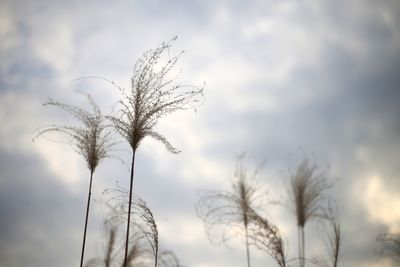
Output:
[1,0,400,266]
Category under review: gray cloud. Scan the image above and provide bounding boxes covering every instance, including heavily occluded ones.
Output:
[1,0,400,267]
[0,150,84,267]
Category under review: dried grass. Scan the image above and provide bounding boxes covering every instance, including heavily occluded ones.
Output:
[247,208,287,267]
[378,233,400,263]
[98,37,203,267]
[289,158,331,267]
[34,92,115,173]
[34,92,115,267]
[105,187,159,267]
[196,155,265,267]
[320,202,342,267]
[106,36,203,153]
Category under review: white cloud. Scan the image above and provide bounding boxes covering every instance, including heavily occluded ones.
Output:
[158,216,205,246]
[30,19,74,73]
[0,90,88,187]
[0,5,19,51]
[358,174,400,233]
[359,258,398,267]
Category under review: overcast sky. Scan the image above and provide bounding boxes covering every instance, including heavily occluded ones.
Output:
[1,0,400,267]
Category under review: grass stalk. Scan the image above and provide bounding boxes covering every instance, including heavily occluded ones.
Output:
[80,170,94,267]
[34,93,115,267]
[289,158,330,267]
[124,150,136,267]
[245,224,251,267]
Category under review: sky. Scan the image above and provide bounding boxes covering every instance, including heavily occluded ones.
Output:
[0,0,400,266]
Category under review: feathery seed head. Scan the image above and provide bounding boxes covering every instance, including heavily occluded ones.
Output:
[247,209,287,267]
[378,233,400,263]
[322,204,342,267]
[104,187,159,264]
[290,158,330,227]
[196,155,265,245]
[34,93,115,174]
[108,37,203,153]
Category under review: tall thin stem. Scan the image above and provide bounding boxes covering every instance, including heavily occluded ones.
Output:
[301,226,305,267]
[124,150,136,267]
[245,224,251,267]
[80,171,94,267]
[297,226,301,267]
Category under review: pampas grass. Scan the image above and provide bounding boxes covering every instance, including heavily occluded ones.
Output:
[101,188,184,267]
[319,202,342,267]
[157,250,183,267]
[33,92,115,267]
[105,186,159,267]
[289,158,330,267]
[247,208,287,267]
[99,37,203,267]
[132,196,159,267]
[326,216,341,267]
[196,155,265,267]
[34,93,114,173]
[83,223,146,267]
[377,233,400,263]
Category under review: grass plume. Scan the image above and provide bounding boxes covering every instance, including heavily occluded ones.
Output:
[247,209,287,267]
[84,222,146,267]
[377,233,400,263]
[158,250,183,267]
[105,187,159,267]
[96,37,203,267]
[34,93,114,173]
[289,158,330,267]
[104,226,117,267]
[34,92,115,267]
[196,154,265,267]
[107,36,203,153]
[321,203,342,267]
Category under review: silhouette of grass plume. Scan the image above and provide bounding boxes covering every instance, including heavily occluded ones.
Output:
[196,154,266,267]
[289,158,331,267]
[247,208,287,267]
[377,232,400,263]
[34,92,116,267]
[85,37,204,267]
[34,92,115,173]
[321,202,342,267]
[104,186,159,267]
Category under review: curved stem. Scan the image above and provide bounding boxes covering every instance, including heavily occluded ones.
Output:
[80,171,94,267]
[124,150,136,267]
